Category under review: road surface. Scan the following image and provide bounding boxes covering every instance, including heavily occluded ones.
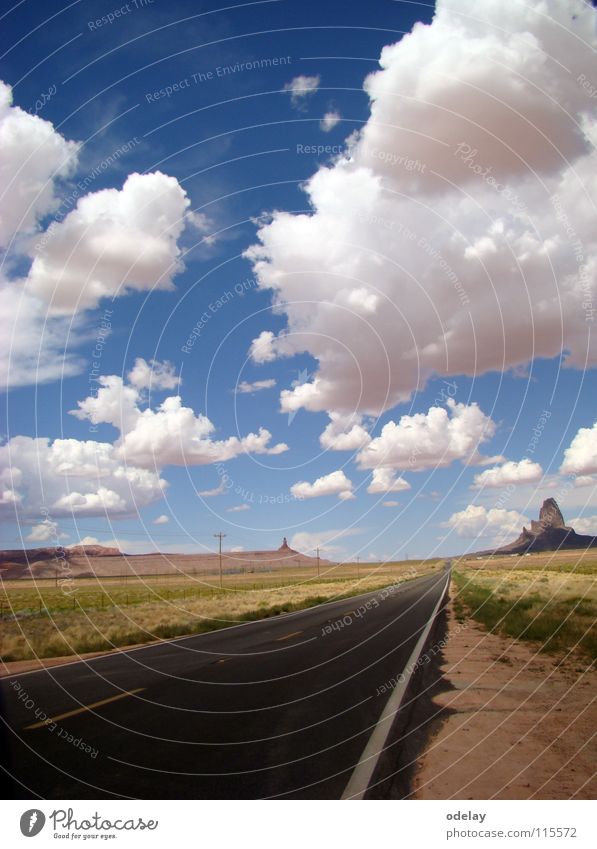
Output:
[1,567,449,799]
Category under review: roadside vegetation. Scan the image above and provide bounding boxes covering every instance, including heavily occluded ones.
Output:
[0,560,440,663]
[453,554,597,660]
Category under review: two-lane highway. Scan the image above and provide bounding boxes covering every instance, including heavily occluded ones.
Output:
[1,567,449,799]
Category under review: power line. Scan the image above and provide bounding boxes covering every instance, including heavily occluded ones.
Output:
[214,532,227,588]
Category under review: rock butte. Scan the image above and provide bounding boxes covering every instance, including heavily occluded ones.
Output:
[478,498,597,556]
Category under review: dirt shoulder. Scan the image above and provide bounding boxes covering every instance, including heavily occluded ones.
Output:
[413,598,597,799]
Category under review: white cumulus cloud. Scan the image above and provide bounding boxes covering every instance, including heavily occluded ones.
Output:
[0,83,197,390]
[0,435,167,520]
[70,373,288,469]
[569,515,597,535]
[319,412,372,451]
[560,421,597,476]
[357,400,496,472]
[0,282,86,390]
[472,458,544,489]
[0,81,79,248]
[367,467,411,494]
[1,366,289,520]
[290,469,354,500]
[443,504,529,541]
[246,1,597,416]
[25,171,193,314]
[127,358,180,391]
[26,519,67,543]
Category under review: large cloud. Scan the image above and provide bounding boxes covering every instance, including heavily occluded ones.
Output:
[357,399,496,472]
[569,514,597,535]
[0,282,86,389]
[0,435,167,520]
[290,470,354,501]
[319,412,372,451]
[1,82,200,390]
[472,458,544,489]
[0,81,86,391]
[25,171,194,314]
[2,363,289,520]
[70,368,288,469]
[246,0,597,416]
[366,468,411,494]
[26,520,68,543]
[127,357,180,391]
[443,503,529,541]
[0,81,79,248]
[560,420,597,475]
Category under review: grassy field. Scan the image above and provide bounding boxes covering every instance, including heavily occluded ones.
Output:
[453,551,597,660]
[0,560,440,663]
[458,549,597,574]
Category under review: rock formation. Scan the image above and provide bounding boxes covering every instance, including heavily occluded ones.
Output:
[278,537,297,552]
[485,498,597,555]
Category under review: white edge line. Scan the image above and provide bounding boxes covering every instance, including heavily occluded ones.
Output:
[341,569,451,800]
[2,573,441,680]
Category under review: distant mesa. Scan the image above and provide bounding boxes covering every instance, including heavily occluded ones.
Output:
[66,544,122,558]
[0,543,122,580]
[480,498,597,556]
[0,543,121,567]
[0,538,330,580]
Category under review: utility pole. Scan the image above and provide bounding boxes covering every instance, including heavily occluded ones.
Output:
[214,532,226,588]
[356,555,360,578]
[316,546,320,578]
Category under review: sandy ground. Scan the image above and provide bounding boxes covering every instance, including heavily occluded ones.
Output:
[413,599,597,800]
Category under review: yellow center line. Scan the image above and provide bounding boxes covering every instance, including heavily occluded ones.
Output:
[276,630,303,641]
[217,658,229,664]
[24,688,145,731]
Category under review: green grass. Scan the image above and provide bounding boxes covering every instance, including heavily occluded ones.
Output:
[0,562,442,662]
[0,560,441,617]
[0,594,335,661]
[453,571,597,660]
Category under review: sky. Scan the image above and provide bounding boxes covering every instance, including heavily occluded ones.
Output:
[1,0,597,561]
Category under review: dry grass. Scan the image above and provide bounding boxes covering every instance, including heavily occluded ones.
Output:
[0,560,440,662]
[458,548,597,574]
[453,553,597,659]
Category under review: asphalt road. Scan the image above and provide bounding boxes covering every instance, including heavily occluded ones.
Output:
[1,567,449,799]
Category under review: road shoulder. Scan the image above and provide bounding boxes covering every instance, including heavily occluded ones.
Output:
[412,597,597,799]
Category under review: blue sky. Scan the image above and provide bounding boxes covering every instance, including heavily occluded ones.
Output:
[1,0,597,560]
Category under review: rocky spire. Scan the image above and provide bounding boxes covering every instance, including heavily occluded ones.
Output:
[538,497,566,529]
